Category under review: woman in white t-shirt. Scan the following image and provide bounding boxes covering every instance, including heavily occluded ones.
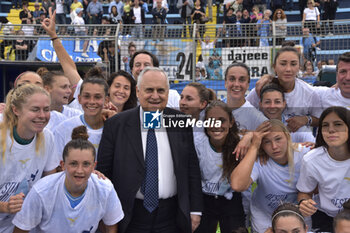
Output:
[54,71,113,157]
[246,46,322,133]
[180,82,215,121]
[302,0,320,35]
[194,100,246,233]
[12,126,124,233]
[297,106,350,232]
[42,71,82,119]
[259,83,315,143]
[0,85,59,233]
[231,119,310,233]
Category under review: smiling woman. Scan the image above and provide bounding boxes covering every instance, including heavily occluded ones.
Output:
[0,84,60,233]
[53,70,110,159]
[11,126,124,233]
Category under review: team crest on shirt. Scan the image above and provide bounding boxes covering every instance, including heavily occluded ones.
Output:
[344,177,350,181]
[68,217,78,226]
[284,179,292,183]
[18,158,31,168]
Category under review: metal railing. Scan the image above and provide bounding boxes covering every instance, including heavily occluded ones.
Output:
[1,19,350,83]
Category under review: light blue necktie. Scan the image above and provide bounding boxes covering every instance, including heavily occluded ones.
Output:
[141,128,159,213]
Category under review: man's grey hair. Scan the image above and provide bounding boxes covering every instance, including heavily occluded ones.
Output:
[137,67,170,89]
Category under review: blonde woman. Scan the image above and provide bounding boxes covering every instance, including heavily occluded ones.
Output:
[0,85,59,233]
[302,0,320,35]
[230,120,310,233]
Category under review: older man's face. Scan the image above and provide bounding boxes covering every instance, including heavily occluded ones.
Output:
[337,61,350,98]
[137,71,169,112]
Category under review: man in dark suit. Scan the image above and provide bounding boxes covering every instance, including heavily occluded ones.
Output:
[97,67,203,233]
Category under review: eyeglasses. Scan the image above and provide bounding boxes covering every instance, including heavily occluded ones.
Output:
[307,2,312,4]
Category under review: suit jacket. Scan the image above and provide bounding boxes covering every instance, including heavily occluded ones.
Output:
[97,106,203,233]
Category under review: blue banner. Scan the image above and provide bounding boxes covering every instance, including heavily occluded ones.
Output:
[36,38,102,62]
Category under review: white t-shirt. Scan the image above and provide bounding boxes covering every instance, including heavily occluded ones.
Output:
[72,16,86,33]
[200,41,215,64]
[12,172,124,233]
[68,79,83,111]
[53,115,103,158]
[232,100,268,131]
[46,110,67,132]
[55,0,65,14]
[314,86,350,110]
[304,7,320,21]
[247,78,323,119]
[167,89,180,110]
[133,7,142,24]
[250,144,310,233]
[194,131,234,199]
[296,146,350,217]
[0,129,59,233]
[62,105,83,118]
[291,129,315,143]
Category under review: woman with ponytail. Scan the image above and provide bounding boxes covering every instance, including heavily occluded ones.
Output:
[12,126,124,233]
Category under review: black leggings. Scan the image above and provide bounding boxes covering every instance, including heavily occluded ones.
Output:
[194,193,246,233]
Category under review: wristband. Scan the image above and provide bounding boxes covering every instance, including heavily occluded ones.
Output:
[51,37,59,41]
[306,115,312,127]
[298,199,306,206]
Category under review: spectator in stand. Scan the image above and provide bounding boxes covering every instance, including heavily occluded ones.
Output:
[333,200,350,233]
[152,0,167,40]
[191,0,206,39]
[131,0,146,40]
[272,9,287,46]
[256,9,271,47]
[22,17,35,36]
[223,8,236,48]
[19,2,33,24]
[121,0,134,35]
[35,12,47,35]
[0,17,14,60]
[87,0,103,24]
[69,0,83,21]
[55,0,67,35]
[177,0,194,38]
[93,16,113,36]
[300,27,320,63]
[110,5,122,24]
[72,8,89,58]
[108,0,124,23]
[323,0,338,35]
[32,2,44,23]
[70,0,83,12]
[122,42,136,74]
[240,9,251,46]
[302,0,320,35]
[42,0,54,16]
[250,5,262,46]
[198,32,218,66]
[152,0,169,12]
[13,30,29,61]
[302,60,317,84]
[101,40,117,73]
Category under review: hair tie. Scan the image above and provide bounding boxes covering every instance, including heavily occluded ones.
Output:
[271,210,305,223]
